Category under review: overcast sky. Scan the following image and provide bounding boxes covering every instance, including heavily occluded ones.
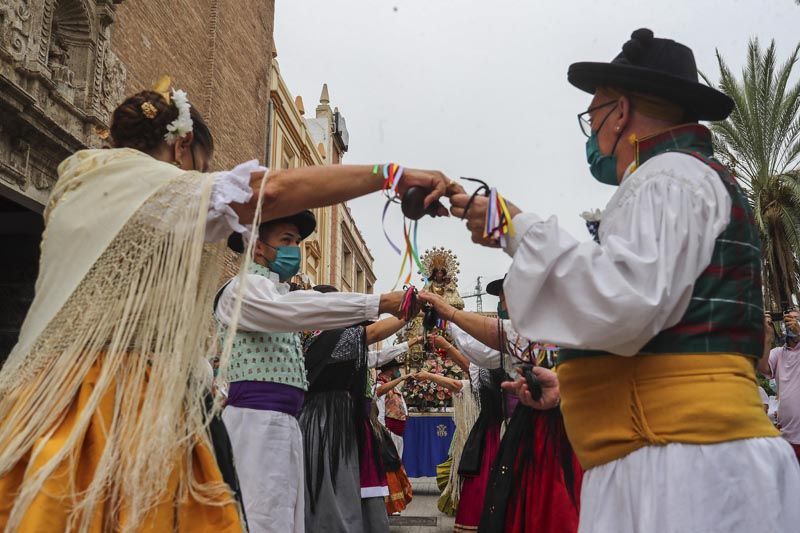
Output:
[274,0,799,311]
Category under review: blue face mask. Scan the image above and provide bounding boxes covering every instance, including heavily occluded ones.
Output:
[584,101,622,186]
[585,131,621,186]
[266,245,301,281]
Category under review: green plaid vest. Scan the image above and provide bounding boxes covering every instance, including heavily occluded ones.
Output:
[560,125,764,364]
[216,263,307,389]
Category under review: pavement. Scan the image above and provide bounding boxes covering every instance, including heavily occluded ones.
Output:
[389,477,455,533]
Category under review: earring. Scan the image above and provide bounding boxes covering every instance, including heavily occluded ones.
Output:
[615,126,621,132]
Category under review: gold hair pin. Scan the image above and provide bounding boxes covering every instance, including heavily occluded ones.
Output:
[141,102,158,119]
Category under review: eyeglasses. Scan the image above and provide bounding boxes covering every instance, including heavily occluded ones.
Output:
[577,100,618,138]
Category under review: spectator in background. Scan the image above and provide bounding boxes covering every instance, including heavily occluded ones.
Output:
[759,309,800,461]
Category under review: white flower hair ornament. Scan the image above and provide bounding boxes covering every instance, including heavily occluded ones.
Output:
[164,88,193,143]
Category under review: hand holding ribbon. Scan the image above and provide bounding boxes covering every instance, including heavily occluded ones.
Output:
[449,179,521,248]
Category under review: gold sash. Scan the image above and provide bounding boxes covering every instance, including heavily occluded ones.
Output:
[557,354,779,469]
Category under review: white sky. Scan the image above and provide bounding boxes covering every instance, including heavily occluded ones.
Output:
[274,0,799,311]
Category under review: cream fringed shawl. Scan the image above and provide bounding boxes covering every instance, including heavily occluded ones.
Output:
[0,148,246,531]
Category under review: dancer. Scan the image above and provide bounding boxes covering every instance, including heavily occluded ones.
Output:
[447,28,800,532]
[300,295,417,532]
[0,82,450,531]
[215,218,418,533]
[422,278,581,533]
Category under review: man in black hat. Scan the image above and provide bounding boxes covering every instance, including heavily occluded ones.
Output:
[443,29,800,533]
[214,211,417,533]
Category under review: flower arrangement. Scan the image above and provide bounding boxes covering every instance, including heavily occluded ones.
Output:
[403,356,464,412]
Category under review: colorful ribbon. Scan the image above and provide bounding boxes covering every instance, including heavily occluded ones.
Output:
[399,285,418,321]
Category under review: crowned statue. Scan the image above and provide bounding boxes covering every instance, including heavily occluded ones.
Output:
[397,247,464,366]
[396,248,465,411]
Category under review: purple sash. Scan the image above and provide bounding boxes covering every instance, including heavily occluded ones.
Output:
[227,381,305,417]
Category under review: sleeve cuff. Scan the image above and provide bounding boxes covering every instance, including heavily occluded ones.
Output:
[504,212,542,257]
[207,160,266,240]
[365,293,382,320]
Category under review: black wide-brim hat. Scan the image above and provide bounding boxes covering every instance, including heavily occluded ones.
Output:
[227,210,317,253]
[568,28,733,121]
[486,275,506,297]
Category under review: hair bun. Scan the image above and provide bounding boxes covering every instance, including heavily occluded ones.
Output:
[622,28,654,65]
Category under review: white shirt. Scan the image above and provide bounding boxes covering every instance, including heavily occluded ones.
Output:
[215,269,381,332]
[504,152,732,356]
[368,342,410,369]
[447,322,517,370]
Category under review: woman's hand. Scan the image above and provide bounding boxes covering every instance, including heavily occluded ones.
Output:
[428,334,451,351]
[394,169,463,217]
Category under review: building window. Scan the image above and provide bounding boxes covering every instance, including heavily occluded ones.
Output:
[306,248,319,286]
[356,266,365,293]
[341,244,353,291]
[282,146,295,169]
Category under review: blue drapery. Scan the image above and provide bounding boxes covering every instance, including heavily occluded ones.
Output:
[401,414,455,477]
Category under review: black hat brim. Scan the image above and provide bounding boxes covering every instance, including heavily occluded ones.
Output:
[227,210,317,253]
[486,277,505,297]
[568,62,734,121]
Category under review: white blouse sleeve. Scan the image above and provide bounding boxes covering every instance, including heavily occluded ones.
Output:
[368,342,410,368]
[503,153,732,356]
[215,273,381,332]
[204,160,265,242]
[448,323,502,369]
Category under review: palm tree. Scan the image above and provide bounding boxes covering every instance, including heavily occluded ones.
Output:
[703,38,800,311]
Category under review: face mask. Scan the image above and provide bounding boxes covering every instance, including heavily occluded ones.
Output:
[266,245,301,281]
[585,131,620,186]
[497,304,509,320]
[585,102,622,186]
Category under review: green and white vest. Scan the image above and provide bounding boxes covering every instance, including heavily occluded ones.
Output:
[216,263,308,390]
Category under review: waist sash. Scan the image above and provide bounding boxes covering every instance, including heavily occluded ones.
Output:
[227,381,305,417]
[558,353,779,469]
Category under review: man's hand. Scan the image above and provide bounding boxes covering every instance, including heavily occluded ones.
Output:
[765,313,776,345]
[418,291,456,320]
[501,367,560,410]
[449,192,522,248]
[394,169,456,217]
[785,314,800,334]
[379,291,417,319]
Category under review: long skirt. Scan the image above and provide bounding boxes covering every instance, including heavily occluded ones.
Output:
[480,406,582,533]
[0,360,243,532]
[299,391,389,532]
[223,405,304,533]
[454,422,500,532]
[384,466,413,514]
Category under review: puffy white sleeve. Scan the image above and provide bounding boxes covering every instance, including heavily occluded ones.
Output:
[448,323,502,369]
[503,153,732,356]
[368,342,410,368]
[215,274,382,332]
[204,160,265,242]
